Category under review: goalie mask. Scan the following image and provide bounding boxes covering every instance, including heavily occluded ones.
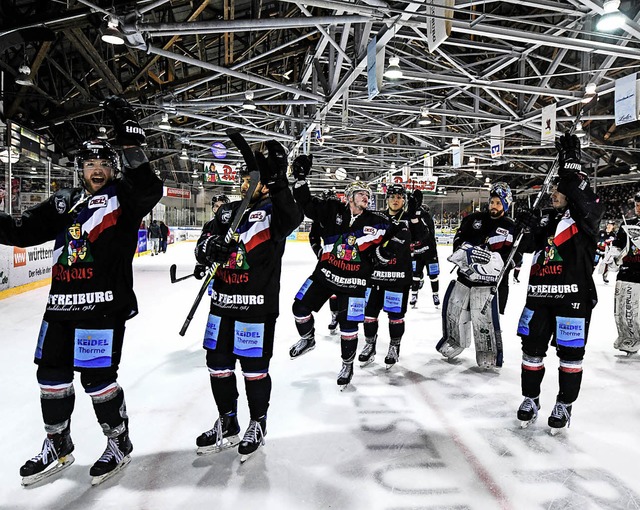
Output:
[344,181,371,200]
[74,139,120,190]
[489,182,512,214]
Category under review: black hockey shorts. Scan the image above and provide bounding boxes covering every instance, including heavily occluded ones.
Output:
[34,316,126,384]
[294,275,367,321]
[365,285,410,318]
[204,314,277,373]
[516,302,592,361]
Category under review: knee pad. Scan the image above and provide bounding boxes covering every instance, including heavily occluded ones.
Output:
[442,280,472,350]
[470,286,501,357]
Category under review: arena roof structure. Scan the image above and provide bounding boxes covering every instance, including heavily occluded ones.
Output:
[1,0,639,197]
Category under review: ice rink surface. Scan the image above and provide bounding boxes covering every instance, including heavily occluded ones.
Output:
[1,240,640,510]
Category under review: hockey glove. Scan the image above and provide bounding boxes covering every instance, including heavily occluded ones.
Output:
[202,234,237,265]
[102,96,146,146]
[468,246,492,265]
[193,264,207,280]
[49,188,85,215]
[292,154,313,181]
[555,133,581,178]
[255,140,289,192]
[515,208,541,233]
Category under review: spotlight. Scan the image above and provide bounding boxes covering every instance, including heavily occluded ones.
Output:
[357,147,366,159]
[159,113,171,130]
[180,148,190,160]
[242,91,257,110]
[384,56,403,80]
[15,64,33,87]
[596,0,624,31]
[418,106,432,125]
[97,127,108,140]
[101,16,125,45]
[574,122,586,138]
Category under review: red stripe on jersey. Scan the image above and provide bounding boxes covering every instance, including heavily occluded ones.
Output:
[87,209,121,242]
[554,223,578,247]
[244,227,271,252]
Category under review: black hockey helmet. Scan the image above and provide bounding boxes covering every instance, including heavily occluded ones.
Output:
[74,139,120,188]
[212,194,229,207]
[386,183,406,199]
[321,189,337,200]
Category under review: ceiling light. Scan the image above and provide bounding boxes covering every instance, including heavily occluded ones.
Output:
[469,156,476,164]
[101,16,125,45]
[574,122,586,138]
[97,126,108,140]
[585,83,597,95]
[242,91,257,110]
[418,106,432,125]
[159,113,171,130]
[357,147,366,159]
[596,0,624,31]
[180,148,190,160]
[390,162,396,171]
[384,56,403,80]
[0,148,20,164]
[15,64,33,87]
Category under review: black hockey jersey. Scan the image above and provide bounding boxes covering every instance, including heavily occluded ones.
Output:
[196,185,303,318]
[524,173,603,306]
[411,206,437,262]
[0,157,163,320]
[452,211,516,287]
[370,210,413,290]
[293,182,389,295]
[613,217,640,284]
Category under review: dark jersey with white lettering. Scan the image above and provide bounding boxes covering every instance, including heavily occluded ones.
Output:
[523,174,603,306]
[370,210,413,290]
[613,217,640,283]
[411,206,437,263]
[452,211,516,287]
[293,182,389,296]
[0,155,163,320]
[195,185,302,318]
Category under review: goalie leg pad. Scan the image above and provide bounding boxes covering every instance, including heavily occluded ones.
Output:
[470,286,502,367]
[438,281,471,358]
[614,281,640,353]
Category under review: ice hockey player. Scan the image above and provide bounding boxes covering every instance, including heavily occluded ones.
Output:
[436,182,516,369]
[408,190,440,308]
[608,192,640,355]
[514,133,603,433]
[212,194,230,215]
[194,140,303,462]
[595,220,617,283]
[358,184,418,369]
[308,189,341,334]
[0,96,162,486]
[289,164,391,387]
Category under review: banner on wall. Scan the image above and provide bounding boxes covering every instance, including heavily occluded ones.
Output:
[615,73,638,126]
[204,161,237,184]
[490,124,504,158]
[390,174,438,192]
[0,241,54,291]
[541,103,556,144]
[425,0,454,53]
[164,187,191,199]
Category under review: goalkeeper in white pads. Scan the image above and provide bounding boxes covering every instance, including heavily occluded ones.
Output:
[514,134,603,433]
[436,182,516,369]
[610,192,640,355]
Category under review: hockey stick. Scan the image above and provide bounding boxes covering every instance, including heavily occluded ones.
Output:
[479,95,599,318]
[169,264,194,283]
[179,129,261,336]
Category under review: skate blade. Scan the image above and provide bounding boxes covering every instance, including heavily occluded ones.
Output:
[359,357,375,368]
[289,345,315,360]
[549,426,566,436]
[339,383,350,391]
[196,435,240,456]
[21,454,75,487]
[385,362,396,371]
[519,416,537,429]
[91,455,131,486]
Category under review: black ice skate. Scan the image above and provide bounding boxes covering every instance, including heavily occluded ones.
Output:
[337,358,354,389]
[517,396,540,428]
[548,401,572,435]
[20,428,75,487]
[384,341,401,370]
[432,293,440,308]
[238,416,266,463]
[289,332,315,359]
[358,336,376,367]
[90,429,133,486]
[196,411,241,455]
[328,312,338,335]
[409,292,418,308]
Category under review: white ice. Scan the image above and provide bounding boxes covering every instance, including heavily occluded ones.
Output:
[2,241,640,510]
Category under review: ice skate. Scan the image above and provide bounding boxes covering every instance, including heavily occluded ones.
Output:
[20,428,75,487]
[90,429,133,486]
[327,312,338,335]
[432,293,440,308]
[409,292,418,309]
[436,337,464,359]
[196,411,241,455]
[358,336,376,367]
[289,332,315,359]
[337,358,354,390]
[238,416,266,463]
[384,341,400,370]
[517,396,540,428]
[548,401,572,435]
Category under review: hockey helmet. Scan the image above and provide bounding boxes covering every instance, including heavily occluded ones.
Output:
[212,194,229,207]
[321,189,337,200]
[489,182,512,213]
[344,181,371,200]
[634,191,640,203]
[386,183,406,199]
[74,139,120,184]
